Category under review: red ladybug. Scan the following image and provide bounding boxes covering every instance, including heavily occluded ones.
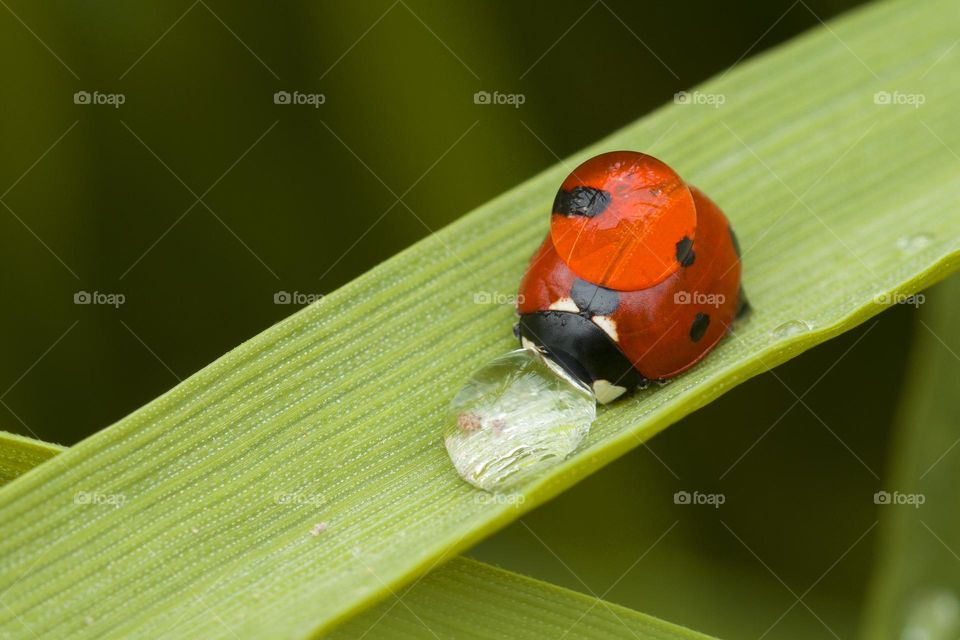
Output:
[516,151,748,404]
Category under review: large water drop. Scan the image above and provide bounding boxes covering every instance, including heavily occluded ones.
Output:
[444,348,596,493]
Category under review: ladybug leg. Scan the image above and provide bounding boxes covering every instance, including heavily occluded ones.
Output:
[724,287,752,336]
[727,224,750,321]
[735,286,751,320]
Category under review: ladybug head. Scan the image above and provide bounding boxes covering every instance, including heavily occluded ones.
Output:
[517,311,647,404]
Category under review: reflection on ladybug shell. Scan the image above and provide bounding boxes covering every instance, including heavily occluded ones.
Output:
[518,187,744,403]
[549,151,697,292]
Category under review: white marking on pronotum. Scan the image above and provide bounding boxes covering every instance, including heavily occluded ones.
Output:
[592,315,619,342]
[548,297,579,313]
[520,336,543,353]
[593,379,627,404]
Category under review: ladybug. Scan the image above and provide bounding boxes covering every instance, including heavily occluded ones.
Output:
[516,151,748,404]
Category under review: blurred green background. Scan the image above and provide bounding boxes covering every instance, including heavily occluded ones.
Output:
[7,2,946,639]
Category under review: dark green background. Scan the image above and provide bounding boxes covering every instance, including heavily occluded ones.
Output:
[4,2,926,639]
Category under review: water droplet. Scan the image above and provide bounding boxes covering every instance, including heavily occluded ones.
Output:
[897,232,933,253]
[902,589,960,640]
[770,319,812,339]
[445,348,596,493]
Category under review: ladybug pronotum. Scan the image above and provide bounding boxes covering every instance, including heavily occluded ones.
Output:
[516,151,748,404]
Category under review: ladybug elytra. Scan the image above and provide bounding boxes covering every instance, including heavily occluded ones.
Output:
[516,151,748,404]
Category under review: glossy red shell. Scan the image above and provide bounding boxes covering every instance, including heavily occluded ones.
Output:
[519,187,741,380]
[549,151,696,291]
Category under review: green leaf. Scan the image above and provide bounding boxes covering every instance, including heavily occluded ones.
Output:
[330,556,717,639]
[1,0,959,637]
[0,436,710,640]
[3,434,712,640]
[860,276,960,639]
[0,431,64,487]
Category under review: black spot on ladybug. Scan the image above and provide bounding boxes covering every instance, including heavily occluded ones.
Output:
[728,225,741,259]
[690,312,710,342]
[570,278,619,316]
[675,236,695,267]
[553,186,612,218]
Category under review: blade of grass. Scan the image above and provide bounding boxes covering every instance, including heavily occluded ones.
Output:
[4,435,712,640]
[0,431,64,486]
[860,276,960,639]
[1,0,959,637]
[330,556,718,639]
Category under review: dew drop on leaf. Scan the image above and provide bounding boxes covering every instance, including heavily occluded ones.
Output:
[444,348,596,493]
[770,319,813,339]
